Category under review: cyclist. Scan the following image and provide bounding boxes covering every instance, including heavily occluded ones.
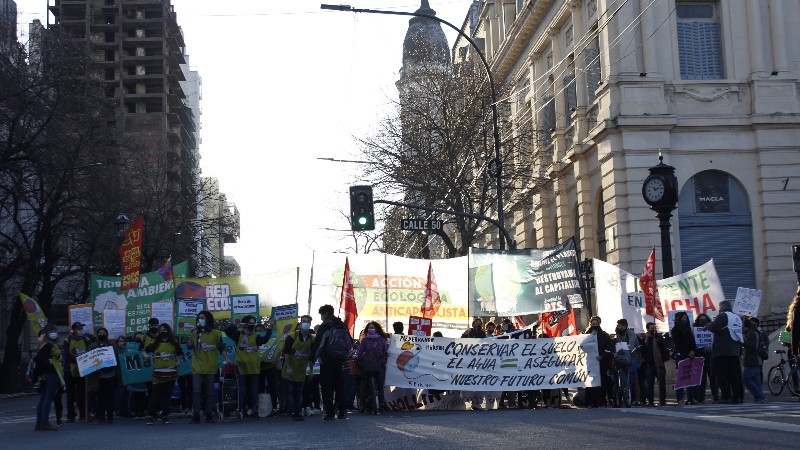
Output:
[614,319,642,406]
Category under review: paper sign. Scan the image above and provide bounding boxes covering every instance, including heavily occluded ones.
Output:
[231,294,259,325]
[69,304,94,334]
[270,304,299,323]
[408,316,432,336]
[176,299,204,337]
[694,327,714,349]
[674,357,704,390]
[733,287,762,317]
[103,309,127,339]
[76,346,118,377]
[150,302,174,330]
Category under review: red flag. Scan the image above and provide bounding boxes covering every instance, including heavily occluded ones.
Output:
[420,262,441,319]
[119,216,143,291]
[340,257,358,337]
[640,247,665,321]
[540,305,578,337]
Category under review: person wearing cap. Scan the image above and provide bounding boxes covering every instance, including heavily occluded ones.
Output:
[32,324,62,431]
[63,321,95,422]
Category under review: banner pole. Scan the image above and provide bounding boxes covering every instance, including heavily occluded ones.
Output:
[306,253,315,316]
[384,253,389,329]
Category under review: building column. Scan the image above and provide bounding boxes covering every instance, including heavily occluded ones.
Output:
[554,175,571,246]
[747,0,768,77]
[571,1,589,142]
[768,0,789,73]
[639,0,659,76]
[574,156,595,258]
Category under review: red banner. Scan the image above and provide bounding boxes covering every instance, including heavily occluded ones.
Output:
[640,247,665,321]
[340,257,358,337]
[420,262,441,319]
[119,216,143,291]
[540,306,577,337]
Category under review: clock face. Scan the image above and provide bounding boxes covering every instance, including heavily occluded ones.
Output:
[644,177,666,203]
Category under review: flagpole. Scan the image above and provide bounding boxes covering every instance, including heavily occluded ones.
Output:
[307,252,315,316]
[384,253,389,330]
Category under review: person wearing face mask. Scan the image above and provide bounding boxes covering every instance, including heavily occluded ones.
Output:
[671,312,698,405]
[225,315,269,419]
[129,332,148,419]
[64,322,96,422]
[693,313,719,403]
[87,327,120,423]
[144,324,184,425]
[642,322,669,406]
[355,322,388,414]
[484,322,497,337]
[32,325,62,431]
[584,316,613,407]
[143,318,160,349]
[188,310,231,423]
[614,319,642,406]
[113,336,131,418]
[461,318,489,410]
[281,315,315,421]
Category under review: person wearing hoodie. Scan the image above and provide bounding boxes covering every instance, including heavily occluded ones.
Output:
[225,315,269,419]
[311,304,350,421]
[693,313,719,403]
[585,317,613,407]
[356,321,388,414]
[144,323,183,425]
[282,315,315,421]
[642,322,670,406]
[187,310,231,423]
[32,325,62,431]
[671,311,698,405]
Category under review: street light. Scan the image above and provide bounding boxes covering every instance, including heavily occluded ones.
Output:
[320,3,508,250]
[114,213,130,275]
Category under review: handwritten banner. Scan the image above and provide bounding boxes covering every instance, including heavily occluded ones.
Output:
[694,327,714,349]
[103,309,126,339]
[408,316,432,337]
[119,216,144,291]
[231,294,259,325]
[76,346,118,377]
[674,357,704,390]
[150,301,174,330]
[385,333,599,391]
[176,299,204,337]
[656,260,724,331]
[69,304,94,334]
[733,287,762,317]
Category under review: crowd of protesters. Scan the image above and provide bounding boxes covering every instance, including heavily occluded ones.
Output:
[26,287,800,430]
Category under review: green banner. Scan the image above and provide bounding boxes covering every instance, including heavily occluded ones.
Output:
[119,349,153,385]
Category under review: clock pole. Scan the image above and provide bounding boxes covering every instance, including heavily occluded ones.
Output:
[643,154,679,278]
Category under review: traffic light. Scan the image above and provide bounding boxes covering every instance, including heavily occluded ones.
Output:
[349,185,375,231]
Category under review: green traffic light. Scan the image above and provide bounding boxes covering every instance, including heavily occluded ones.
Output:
[357,216,368,226]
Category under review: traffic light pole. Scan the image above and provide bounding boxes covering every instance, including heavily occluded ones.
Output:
[374,199,516,250]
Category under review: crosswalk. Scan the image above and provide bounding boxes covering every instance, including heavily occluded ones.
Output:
[619,401,800,433]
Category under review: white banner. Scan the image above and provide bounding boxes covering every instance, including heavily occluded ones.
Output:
[76,346,118,377]
[102,309,126,339]
[385,334,599,391]
[384,387,503,411]
[733,287,762,317]
[593,259,649,334]
[68,304,94,334]
[150,301,174,329]
[694,327,714,349]
[656,260,724,328]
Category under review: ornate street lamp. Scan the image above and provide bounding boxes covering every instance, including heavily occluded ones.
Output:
[642,154,679,277]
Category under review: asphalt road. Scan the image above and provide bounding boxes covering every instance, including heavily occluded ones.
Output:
[2,394,798,449]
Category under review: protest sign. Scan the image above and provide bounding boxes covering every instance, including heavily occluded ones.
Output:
[119,349,153,385]
[468,237,584,316]
[69,304,94,334]
[178,344,192,376]
[674,357,704,390]
[262,312,297,365]
[103,309,126,339]
[176,299,204,337]
[694,327,713,349]
[593,259,649,334]
[408,316,432,336]
[733,287,762,317]
[231,294,259,325]
[77,346,118,377]
[656,260,724,330]
[667,310,694,332]
[385,333,599,391]
[150,301,174,330]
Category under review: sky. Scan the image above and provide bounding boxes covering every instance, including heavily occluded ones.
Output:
[14,0,473,275]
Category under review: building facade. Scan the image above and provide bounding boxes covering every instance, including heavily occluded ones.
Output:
[457,0,799,314]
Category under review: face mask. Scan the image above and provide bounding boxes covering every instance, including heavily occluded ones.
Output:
[300,323,311,331]
[367,329,377,335]
[247,325,255,332]
[590,326,601,332]
[48,332,58,340]
[474,324,482,329]
[616,327,626,334]
[159,331,167,338]
[198,319,206,327]
[76,330,85,337]
[681,318,689,325]
[487,329,495,334]
[98,335,108,341]
[118,342,126,347]
[149,327,158,333]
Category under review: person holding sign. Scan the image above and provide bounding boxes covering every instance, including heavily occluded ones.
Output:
[693,314,719,403]
[671,312,698,405]
[87,328,120,423]
[188,311,231,424]
[144,323,184,424]
[704,300,744,404]
[64,322,96,422]
[282,315,315,421]
[224,315,269,419]
[32,325,62,431]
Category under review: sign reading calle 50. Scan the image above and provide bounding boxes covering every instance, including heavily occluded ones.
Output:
[401,219,443,231]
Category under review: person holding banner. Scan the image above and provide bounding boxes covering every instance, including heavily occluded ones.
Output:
[144,323,184,424]
[670,312,698,405]
[742,318,767,403]
[32,325,62,431]
[64,322,96,422]
[224,315,269,419]
[282,315,315,421]
[188,311,231,423]
[704,300,744,404]
[88,328,120,423]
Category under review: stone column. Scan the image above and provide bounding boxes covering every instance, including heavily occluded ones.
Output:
[769,0,789,73]
[747,0,767,76]
[639,0,659,75]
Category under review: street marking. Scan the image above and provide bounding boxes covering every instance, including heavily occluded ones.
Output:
[619,407,800,433]
[379,426,425,438]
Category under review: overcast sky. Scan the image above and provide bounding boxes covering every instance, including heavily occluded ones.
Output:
[15,0,472,274]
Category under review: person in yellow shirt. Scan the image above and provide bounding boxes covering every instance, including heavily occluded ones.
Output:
[282,315,315,421]
[224,315,269,419]
[144,323,183,425]
[187,311,231,423]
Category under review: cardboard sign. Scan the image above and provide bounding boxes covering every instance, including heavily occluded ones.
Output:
[694,327,714,349]
[674,357,704,390]
[76,346,118,377]
[408,316,432,336]
[176,299,204,337]
[733,287,762,317]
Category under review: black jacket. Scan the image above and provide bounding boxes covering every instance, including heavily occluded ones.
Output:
[670,326,697,357]
[311,316,347,361]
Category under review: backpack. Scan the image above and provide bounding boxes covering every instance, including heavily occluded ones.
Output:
[756,328,770,361]
[323,327,353,360]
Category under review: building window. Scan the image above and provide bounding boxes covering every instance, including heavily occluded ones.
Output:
[584,32,601,103]
[676,2,723,80]
[104,50,114,62]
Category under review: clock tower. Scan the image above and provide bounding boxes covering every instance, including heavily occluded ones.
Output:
[642,154,679,277]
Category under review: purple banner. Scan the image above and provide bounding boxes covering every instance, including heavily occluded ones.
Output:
[674,358,704,390]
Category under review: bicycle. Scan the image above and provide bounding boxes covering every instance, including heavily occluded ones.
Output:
[767,349,800,396]
[609,362,632,408]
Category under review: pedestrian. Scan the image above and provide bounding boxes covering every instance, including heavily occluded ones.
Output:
[785,287,800,357]
[88,327,119,423]
[693,313,719,403]
[615,319,642,406]
[462,318,490,410]
[584,317,612,407]
[742,317,767,403]
[356,321,388,414]
[114,335,131,417]
[671,311,698,405]
[704,300,744,404]
[145,323,183,425]
[485,321,497,337]
[312,304,352,421]
[64,321,96,422]
[643,322,669,406]
[143,318,160,349]
[282,315,315,421]
[33,325,62,431]
[225,315,269,419]
[188,310,231,423]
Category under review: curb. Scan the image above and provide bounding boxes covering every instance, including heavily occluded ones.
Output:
[0,392,37,400]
